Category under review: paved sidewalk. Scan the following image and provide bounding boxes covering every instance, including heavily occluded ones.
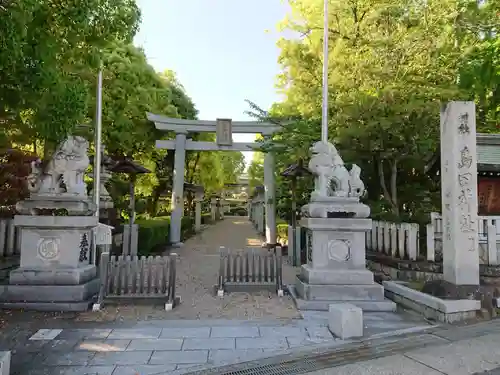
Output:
[305,330,500,375]
[7,311,433,374]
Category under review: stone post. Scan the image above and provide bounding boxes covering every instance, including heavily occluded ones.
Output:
[264,150,276,244]
[194,190,204,232]
[211,197,217,221]
[170,132,187,247]
[440,102,479,285]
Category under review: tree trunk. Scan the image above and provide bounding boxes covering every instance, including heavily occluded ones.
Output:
[377,157,400,217]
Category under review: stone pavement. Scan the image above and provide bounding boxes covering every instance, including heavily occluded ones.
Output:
[304,326,500,375]
[6,310,434,374]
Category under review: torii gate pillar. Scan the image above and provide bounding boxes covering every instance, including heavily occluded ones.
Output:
[170,131,187,247]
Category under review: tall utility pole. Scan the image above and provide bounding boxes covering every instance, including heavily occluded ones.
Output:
[92,69,103,264]
[321,0,329,143]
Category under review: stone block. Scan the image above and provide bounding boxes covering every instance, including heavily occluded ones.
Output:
[14,215,98,269]
[0,351,10,375]
[328,303,363,339]
[300,218,371,270]
[9,265,96,285]
[0,300,94,311]
[0,277,99,302]
[383,281,480,323]
[300,265,374,285]
[296,277,385,301]
[288,284,397,312]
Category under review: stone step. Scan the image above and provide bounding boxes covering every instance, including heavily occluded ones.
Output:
[0,278,99,302]
[296,279,385,301]
[287,284,397,312]
[0,299,94,312]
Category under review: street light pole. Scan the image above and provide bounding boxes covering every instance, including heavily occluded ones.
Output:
[321,0,329,143]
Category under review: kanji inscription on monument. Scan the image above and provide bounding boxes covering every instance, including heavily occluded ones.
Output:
[440,101,479,285]
[216,118,233,146]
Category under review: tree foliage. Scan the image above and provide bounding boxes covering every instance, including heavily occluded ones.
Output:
[0,0,245,220]
[266,0,500,223]
[0,0,141,148]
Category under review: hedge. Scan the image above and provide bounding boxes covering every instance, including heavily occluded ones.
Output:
[135,213,215,256]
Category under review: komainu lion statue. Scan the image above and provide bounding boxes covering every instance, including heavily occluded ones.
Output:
[27,135,90,197]
[308,141,366,199]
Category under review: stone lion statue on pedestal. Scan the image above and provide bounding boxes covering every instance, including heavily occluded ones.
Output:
[27,135,90,197]
[308,141,366,199]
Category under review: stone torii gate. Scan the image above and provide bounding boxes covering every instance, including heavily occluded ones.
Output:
[147,113,280,247]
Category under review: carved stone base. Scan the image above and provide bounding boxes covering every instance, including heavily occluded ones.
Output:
[289,216,396,312]
[0,278,99,312]
[9,265,97,285]
[302,197,370,219]
[16,195,97,216]
[14,215,98,269]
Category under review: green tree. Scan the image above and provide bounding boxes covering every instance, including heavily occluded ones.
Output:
[0,0,140,150]
[269,0,494,222]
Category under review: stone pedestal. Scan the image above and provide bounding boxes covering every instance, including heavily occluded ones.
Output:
[0,215,99,311]
[290,217,396,312]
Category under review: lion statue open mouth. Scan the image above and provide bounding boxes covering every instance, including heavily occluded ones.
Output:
[27,135,90,197]
[308,141,365,199]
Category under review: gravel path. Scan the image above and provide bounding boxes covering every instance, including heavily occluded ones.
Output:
[76,217,302,322]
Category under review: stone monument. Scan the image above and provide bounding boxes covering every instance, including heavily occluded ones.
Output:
[0,135,99,311]
[289,141,396,311]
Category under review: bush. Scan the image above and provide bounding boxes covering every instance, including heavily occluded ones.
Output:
[136,216,171,256]
[229,207,247,216]
[135,214,215,255]
[201,213,212,224]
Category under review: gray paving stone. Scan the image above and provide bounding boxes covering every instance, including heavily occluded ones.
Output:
[182,338,235,350]
[208,349,266,365]
[404,333,500,374]
[305,354,442,375]
[90,350,152,365]
[236,337,289,350]
[24,366,115,375]
[210,326,259,338]
[305,325,334,339]
[113,364,177,374]
[127,339,183,351]
[286,335,338,348]
[107,328,161,340]
[57,329,111,340]
[42,351,96,366]
[41,340,80,352]
[159,327,210,339]
[259,326,307,338]
[149,350,208,365]
[76,339,131,352]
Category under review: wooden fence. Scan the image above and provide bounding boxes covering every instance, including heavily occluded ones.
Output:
[216,246,284,297]
[93,252,178,311]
